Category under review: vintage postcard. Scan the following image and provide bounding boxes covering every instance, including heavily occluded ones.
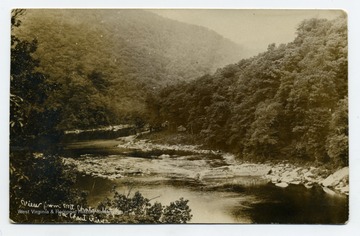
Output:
[10,9,348,224]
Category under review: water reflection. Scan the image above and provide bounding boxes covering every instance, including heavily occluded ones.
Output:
[239,184,348,224]
[75,175,348,224]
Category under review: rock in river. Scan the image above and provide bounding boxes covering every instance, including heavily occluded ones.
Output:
[322,186,336,195]
[321,167,349,187]
[275,182,289,188]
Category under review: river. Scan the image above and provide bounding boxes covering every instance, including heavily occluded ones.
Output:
[61,137,348,224]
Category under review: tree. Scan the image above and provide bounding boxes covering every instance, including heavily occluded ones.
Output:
[10,10,86,223]
[96,189,192,223]
[326,97,348,166]
[10,151,87,223]
[245,100,282,158]
[11,9,60,148]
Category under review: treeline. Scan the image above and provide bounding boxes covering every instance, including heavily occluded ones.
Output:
[148,16,348,166]
[13,9,247,130]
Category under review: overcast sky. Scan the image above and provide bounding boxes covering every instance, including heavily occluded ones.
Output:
[150,9,344,56]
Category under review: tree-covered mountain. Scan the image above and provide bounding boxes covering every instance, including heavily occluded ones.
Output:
[12,10,348,166]
[13,9,247,129]
[149,16,348,165]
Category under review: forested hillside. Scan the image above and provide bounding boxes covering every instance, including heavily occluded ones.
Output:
[149,16,348,165]
[13,9,246,130]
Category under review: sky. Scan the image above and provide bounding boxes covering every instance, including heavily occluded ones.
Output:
[150,9,344,56]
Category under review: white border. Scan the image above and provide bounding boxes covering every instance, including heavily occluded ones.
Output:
[1,1,360,236]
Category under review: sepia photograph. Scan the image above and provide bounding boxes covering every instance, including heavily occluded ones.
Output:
[9,9,348,224]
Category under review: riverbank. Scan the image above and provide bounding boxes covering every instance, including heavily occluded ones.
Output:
[139,131,349,195]
[263,162,348,195]
[62,135,349,196]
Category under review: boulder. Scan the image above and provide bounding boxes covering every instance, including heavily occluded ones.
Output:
[321,167,349,187]
[322,186,336,195]
[275,182,289,188]
[304,171,314,178]
[271,177,279,183]
[304,183,313,189]
[289,180,301,185]
[280,170,299,183]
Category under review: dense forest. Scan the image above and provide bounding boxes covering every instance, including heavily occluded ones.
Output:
[148,16,348,166]
[11,10,348,163]
[13,9,247,130]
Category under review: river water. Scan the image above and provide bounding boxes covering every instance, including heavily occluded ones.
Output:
[62,138,348,224]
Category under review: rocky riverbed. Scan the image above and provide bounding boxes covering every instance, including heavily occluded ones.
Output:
[264,162,349,195]
[63,138,349,196]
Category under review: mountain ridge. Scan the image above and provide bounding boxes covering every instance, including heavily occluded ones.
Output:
[13,9,249,129]
[16,9,247,87]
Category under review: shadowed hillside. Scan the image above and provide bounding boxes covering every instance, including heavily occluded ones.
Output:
[13,9,247,129]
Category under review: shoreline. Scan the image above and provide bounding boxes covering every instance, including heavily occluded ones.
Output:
[262,162,348,196]
[63,136,349,196]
